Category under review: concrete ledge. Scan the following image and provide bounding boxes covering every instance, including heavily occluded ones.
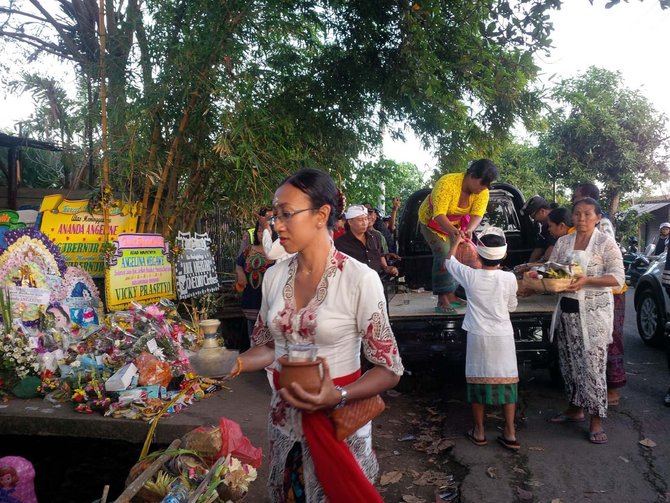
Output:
[0,371,272,444]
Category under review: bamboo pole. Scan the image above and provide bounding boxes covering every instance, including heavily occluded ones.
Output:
[138,117,162,233]
[98,0,111,240]
[167,163,204,231]
[147,91,199,234]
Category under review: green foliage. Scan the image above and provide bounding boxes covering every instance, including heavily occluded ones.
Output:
[537,66,670,214]
[613,208,653,244]
[491,141,558,201]
[342,160,425,211]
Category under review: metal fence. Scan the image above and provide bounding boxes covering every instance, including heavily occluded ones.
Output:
[199,207,245,285]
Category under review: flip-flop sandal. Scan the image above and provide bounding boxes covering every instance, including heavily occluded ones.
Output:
[497,435,521,451]
[465,429,487,446]
[452,298,467,306]
[549,413,586,423]
[435,305,457,314]
[589,430,608,444]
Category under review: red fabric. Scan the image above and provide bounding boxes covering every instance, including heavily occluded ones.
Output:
[273,368,384,502]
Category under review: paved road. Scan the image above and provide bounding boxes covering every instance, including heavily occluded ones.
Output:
[238,289,670,503]
[445,289,670,503]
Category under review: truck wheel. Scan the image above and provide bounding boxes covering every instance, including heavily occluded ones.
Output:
[636,288,666,347]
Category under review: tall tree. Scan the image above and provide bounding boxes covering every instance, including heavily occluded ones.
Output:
[537,66,669,214]
[1,0,567,231]
[491,141,559,202]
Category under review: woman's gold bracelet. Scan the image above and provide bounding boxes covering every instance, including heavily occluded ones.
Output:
[229,357,243,378]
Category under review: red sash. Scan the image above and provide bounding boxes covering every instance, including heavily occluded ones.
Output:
[272,368,383,502]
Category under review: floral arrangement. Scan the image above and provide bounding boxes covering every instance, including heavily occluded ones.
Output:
[211,455,258,501]
[0,332,40,382]
[0,230,66,326]
[53,267,101,304]
[4,228,67,277]
[105,301,197,368]
[0,262,50,325]
[101,241,117,265]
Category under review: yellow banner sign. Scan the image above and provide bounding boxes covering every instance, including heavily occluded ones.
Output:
[39,195,139,278]
[105,233,175,310]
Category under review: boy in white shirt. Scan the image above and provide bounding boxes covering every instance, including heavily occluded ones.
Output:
[444,228,520,451]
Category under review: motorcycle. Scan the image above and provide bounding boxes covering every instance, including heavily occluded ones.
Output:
[627,254,651,287]
[622,236,650,287]
[622,237,639,267]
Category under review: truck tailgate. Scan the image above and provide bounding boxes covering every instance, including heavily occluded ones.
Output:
[388,291,557,320]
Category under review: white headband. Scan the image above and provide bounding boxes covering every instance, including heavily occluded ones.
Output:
[476,226,507,260]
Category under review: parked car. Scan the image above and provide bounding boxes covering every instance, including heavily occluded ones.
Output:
[634,252,669,346]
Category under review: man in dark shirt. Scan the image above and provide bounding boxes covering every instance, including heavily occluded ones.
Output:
[521,195,556,262]
[335,204,398,276]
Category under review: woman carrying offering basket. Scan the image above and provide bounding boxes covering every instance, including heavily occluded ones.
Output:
[227,168,404,502]
[417,159,498,314]
[547,197,625,445]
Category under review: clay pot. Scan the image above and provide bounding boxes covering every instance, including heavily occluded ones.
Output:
[278,356,323,394]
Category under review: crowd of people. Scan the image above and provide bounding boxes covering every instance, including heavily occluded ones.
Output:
[227,163,666,501]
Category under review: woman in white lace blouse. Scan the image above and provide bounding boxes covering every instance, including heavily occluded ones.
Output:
[228,168,403,502]
[548,197,625,445]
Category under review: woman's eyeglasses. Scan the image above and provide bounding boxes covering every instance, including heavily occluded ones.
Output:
[268,208,318,225]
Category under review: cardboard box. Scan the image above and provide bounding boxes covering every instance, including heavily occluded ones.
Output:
[105,363,138,392]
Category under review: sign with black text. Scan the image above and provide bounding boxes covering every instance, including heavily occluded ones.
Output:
[175,232,220,299]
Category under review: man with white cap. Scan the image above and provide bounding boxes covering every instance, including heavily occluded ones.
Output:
[334,204,399,276]
[654,222,670,256]
[443,227,520,451]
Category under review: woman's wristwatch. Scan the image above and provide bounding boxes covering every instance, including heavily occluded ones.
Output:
[334,385,348,409]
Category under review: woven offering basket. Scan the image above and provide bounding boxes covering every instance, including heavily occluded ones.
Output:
[522,272,575,293]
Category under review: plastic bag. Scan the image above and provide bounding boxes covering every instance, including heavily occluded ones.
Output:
[454,239,481,269]
[135,352,172,388]
[0,456,38,503]
[218,417,263,468]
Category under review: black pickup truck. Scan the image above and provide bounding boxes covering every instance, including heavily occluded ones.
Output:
[389,183,559,377]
